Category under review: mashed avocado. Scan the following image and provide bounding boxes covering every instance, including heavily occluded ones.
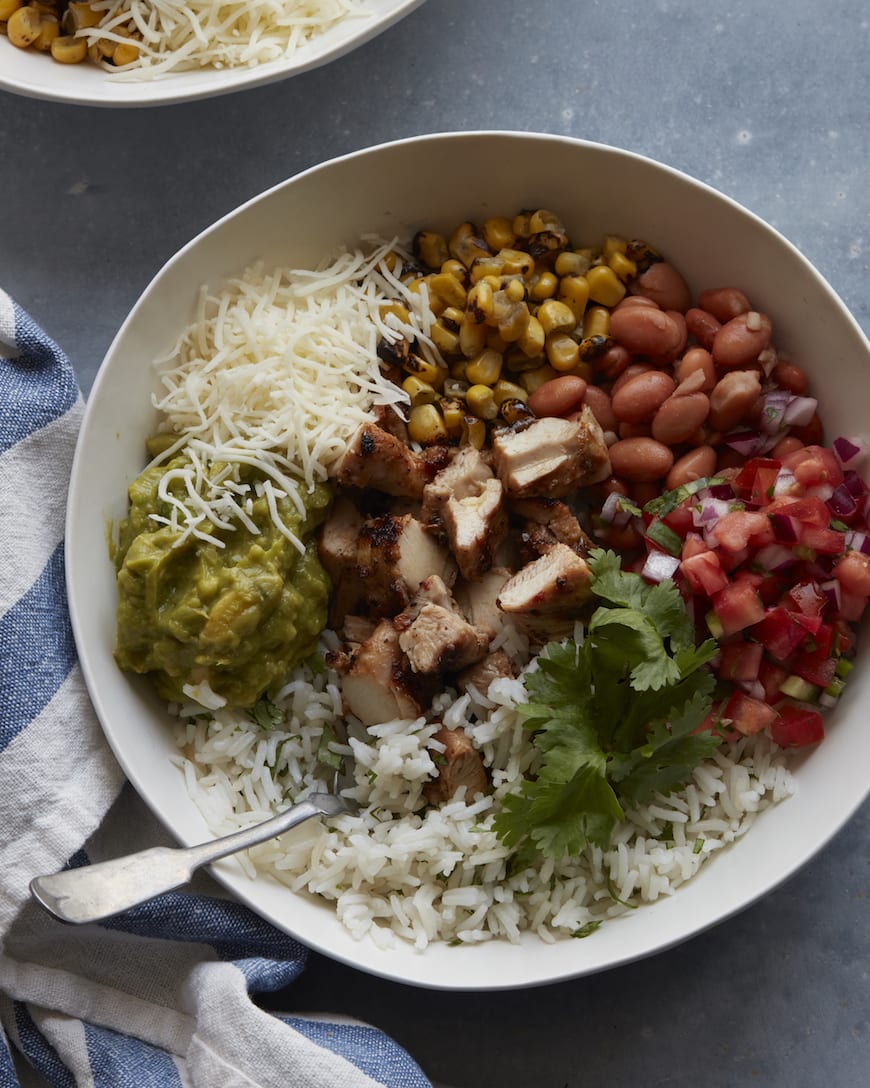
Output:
[114,453,332,708]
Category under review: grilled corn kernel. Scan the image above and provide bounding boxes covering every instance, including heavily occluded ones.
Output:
[440,397,465,437]
[503,276,527,304]
[483,216,516,251]
[65,0,100,28]
[458,317,487,358]
[520,364,559,394]
[493,379,528,406]
[625,239,660,271]
[430,321,460,355]
[465,348,503,386]
[608,250,637,281]
[462,415,487,449]
[50,32,86,60]
[408,403,447,445]
[449,221,491,268]
[430,271,467,309]
[413,230,449,270]
[113,39,140,66]
[466,280,494,325]
[404,353,445,387]
[529,270,558,302]
[529,209,564,234]
[439,258,468,285]
[94,35,114,58]
[402,375,439,407]
[556,274,590,322]
[602,235,628,260]
[512,211,533,239]
[546,332,581,372]
[486,328,509,354]
[586,264,626,307]
[440,305,464,331]
[583,305,611,339]
[493,294,529,342]
[469,254,505,284]
[380,300,411,328]
[499,248,534,278]
[7,4,40,45]
[444,377,469,398]
[33,12,58,49]
[578,335,614,363]
[554,250,590,277]
[0,0,22,21]
[517,314,545,358]
[499,398,535,425]
[449,359,468,382]
[537,298,576,337]
[466,384,499,420]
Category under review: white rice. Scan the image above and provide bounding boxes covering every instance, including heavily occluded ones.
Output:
[170,645,796,949]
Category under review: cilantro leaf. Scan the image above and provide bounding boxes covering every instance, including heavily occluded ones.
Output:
[251,697,284,731]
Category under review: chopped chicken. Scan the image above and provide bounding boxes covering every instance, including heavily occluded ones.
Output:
[497,542,594,616]
[318,497,365,625]
[491,408,611,498]
[332,422,431,499]
[424,725,489,805]
[510,496,594,560]
[342,614,376,646]
[454,567,513,638]
[397,598,490,674]
[340,619,426,726]
[457,648,515,696]
[422,447,507,580]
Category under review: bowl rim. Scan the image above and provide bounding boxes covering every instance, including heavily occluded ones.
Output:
[0,0,425,108]
[66,130,870,990]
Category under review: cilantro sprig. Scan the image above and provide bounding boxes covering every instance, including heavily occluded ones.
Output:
[493,549,720,863]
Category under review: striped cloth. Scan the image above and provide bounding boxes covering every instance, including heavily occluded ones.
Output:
[0,291,432,1088]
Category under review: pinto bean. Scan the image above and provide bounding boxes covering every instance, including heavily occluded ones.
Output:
[772,435,805,458]
[651,391,710,445]
[630,261,692,313]
[685,307,721,350]
[772,360,809,395]
[611,370,676,423]
[712,312,772,370]
[619,421,653,439]
[708,370,762,432]
[577,385,618,431]
[666,445,718,490]
[696,287,752,323]
[614,295,660,311]
[675,346,716,392]
[608,437,674,482]
[595,343,632,380]
[611,362,654,395]
[665,310,688,359]
[610,305,682,358]
[527,375,588,417]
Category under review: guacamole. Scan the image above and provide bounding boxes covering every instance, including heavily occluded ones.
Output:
[114,453,332,708]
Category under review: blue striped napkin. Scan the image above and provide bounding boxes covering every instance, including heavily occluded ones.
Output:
[0,290,432,1088]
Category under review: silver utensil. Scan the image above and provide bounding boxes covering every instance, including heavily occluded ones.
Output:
[30,792,352,925]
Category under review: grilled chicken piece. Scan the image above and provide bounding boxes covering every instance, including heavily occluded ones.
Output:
[457,648,516,696]
[318,497,365,625]
[424,725,489,804]
[340,619,425,726]
[422,447,507,580]
[356,513,457,616]
[397,599,490,675]
[454,567,513,638]
[510,496,594,559]
[342,614,377,646]
[332,422,430,499]
[497,542,594,616]
[491,409,611,498]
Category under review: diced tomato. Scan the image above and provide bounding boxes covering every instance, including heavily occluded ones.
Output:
[758,658,789,704]
[723,690,779,736]
[806,622,836,657]
[754,571,790,606]
[798,526,846,556]
[785,581,826,616]
[833,551,870,597]
[662,502,696,538]
[732,457,782,506]
[783,445,843,491]
[681,549,729,597]
[718,639,763,685]
[838,589,868,623]
[711,580,766,636]
[681,533,709,561]
[789,647,838,688]
[713,510,775,553]
[718,546,750,572]
[751,606,811,661]
[766,495,831,530]
[770,703,825,748]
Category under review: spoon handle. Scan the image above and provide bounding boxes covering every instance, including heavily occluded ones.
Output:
[30,793,345,925]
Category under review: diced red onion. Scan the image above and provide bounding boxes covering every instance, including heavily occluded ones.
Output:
[827,484,858,518]
[769,513,799,542]
[642,550,681,583]
[833,435,868,467]
[772,466,797,497]
[707,483,736,501]
[818,691,839,708]
[806,483,834,502]
[753,544,797,571]
[820,579,842,611]
[782,396,818,427]
[692,497,732,528]
[739,680,767,701]
[844,470,869,498]
[759,389,792,435]
[600,489,633,527]
[724,430,767,457]
[845,530,870,556]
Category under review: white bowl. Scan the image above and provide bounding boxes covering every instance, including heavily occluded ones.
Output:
[67,131,870,990]
[0,0,424,107]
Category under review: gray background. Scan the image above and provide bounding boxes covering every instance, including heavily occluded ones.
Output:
[3,1,870,1085]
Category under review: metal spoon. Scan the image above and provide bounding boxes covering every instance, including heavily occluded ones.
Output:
[30,792,352,925]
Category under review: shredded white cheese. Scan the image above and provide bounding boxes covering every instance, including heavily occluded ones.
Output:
[149,238,433,546]
[81,0,368,79]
